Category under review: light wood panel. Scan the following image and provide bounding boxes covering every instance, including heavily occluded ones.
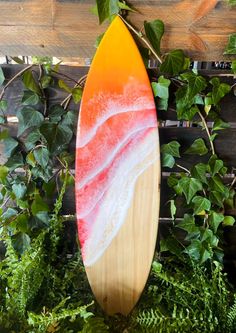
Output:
[0,1,235,60]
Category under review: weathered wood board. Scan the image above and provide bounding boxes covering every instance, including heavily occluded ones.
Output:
[75,16,160,315]
[0,1,235,60]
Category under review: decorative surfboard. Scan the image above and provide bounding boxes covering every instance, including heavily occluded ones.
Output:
[75,15,160,315]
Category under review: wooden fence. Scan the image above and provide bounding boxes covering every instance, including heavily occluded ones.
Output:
[0,0,235,61]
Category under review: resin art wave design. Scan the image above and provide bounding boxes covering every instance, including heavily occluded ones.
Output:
[76,80,159,266]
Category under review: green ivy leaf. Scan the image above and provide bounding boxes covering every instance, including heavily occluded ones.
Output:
[223,216,235,226]
[212,118,230,132]
[5,152,24,171]
[118,1,135,11]
[209,212,224,233]
[161,141,180,157]
[17,107,44,137]
[160,49,185,75]
[2,207,18,220]
[176,73,207,119]
[170,200,176,220]
[185,239,202,261]
[209,191,224,208]
[152,76,170,99]
[152,76,170,111]
[177,214,199,235]
[209,176,225,193]
[72,87,83,104]
[22,70,41,95]
[0,100,7,112]
[181,72,207,101]
[162,153,175,168]
[26,152,36,167]
[22,90,40,106]
[25,130,42,151]
[4,137,19,157]
[0,67,5,86]
[58,79,72,93]
[208,155,224,176]
[185,138,208,156]
[232,60,236,74]
[33,147,50,168]
[191,163,207,184]
[178,177,202,204]
[224,33,236,54]
[11,232,31,255]
[41,75,52,89]
[12,183,27,199]
[48,104,65,123]
[144,19,164,55]
[0,129,8,140]
[0,165,8,183]
[40,123,73,155]
[177,105,200,121]
[160,237,183,256]
[210,77,231,105]
[96,0,119,24]
[61,111,76,128]
[192,196,211,215]
[31,194,49,216]
[167,174,179,187]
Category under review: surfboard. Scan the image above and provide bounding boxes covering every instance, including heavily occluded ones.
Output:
[75,15,160,315]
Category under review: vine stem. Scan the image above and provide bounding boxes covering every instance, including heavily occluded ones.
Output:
[51,69,79,85]
[198,110,215,155]
[60,74,87,110]
[56,156,75,180]
[38,64,47,116]
[118,14,163,64]
[0,64,33,101]
[176,164,190,174]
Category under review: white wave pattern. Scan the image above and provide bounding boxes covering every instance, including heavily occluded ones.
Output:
[76,79,159,266]
[77,77,154,148]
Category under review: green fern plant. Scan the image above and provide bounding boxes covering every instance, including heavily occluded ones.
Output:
[134,259,233,333]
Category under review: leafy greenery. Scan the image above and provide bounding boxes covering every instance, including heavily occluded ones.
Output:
[224,33,236,54]
[0,3,236,332]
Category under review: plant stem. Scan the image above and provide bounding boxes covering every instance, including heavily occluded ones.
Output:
[198,110,215,155]
[56,156,75,180]
[0,64,33,101]
[38,64,47,116]
[51,69,79,85]
[118,14,163,64]
[60,75,87,110]
[176,164,190,174]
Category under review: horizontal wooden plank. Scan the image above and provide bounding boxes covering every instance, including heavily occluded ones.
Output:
[0,1,235,60]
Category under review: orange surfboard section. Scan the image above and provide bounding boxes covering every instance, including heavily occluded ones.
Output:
[75,16,160,315]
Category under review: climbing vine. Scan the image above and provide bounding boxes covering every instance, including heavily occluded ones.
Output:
[0,0,235,332]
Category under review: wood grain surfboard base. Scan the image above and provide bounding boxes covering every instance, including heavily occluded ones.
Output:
[86,162,160,315]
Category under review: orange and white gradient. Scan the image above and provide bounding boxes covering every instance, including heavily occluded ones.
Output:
[75,16,159,266]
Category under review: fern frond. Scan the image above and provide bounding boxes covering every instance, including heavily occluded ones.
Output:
[227,295,236,331]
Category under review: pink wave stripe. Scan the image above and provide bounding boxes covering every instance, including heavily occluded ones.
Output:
[76,127,155,218]
[77,129,159,266]
[77,78,155,148]
[76,109,156,189]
